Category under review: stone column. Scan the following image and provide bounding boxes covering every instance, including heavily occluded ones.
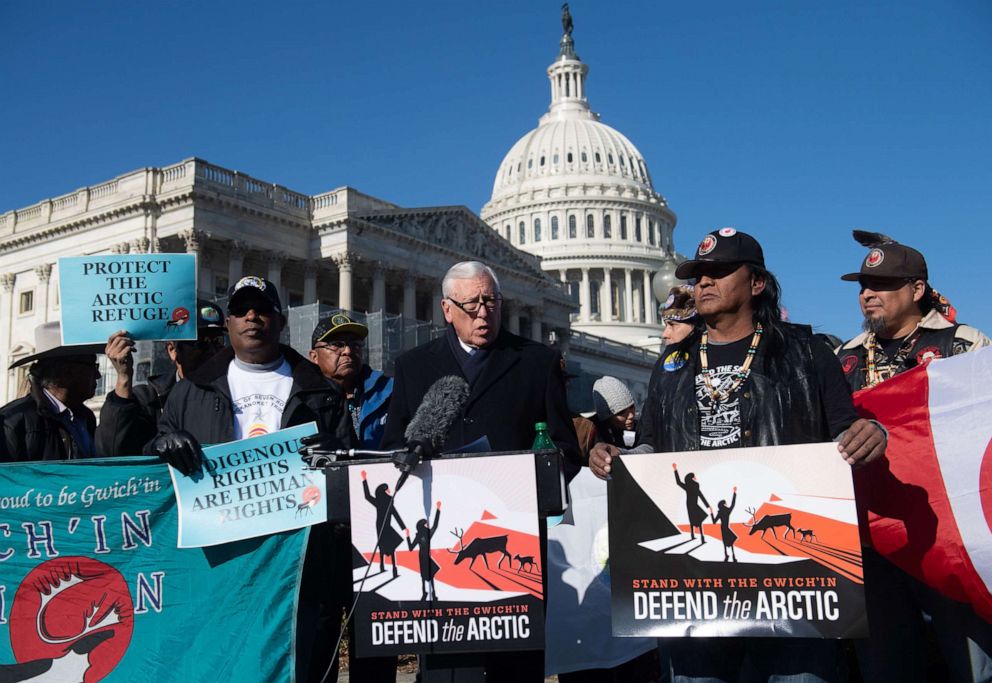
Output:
[198,252,214,298]
[530,310,543,342]
[265,253,285,294]
[130,237,151,254]
[303,261,319,305]
[2,273,14,384]
[624,268,633,323]
[403,276,417,320]
[579,267,591,321]
[601,268,613,321]
[507,303,521,335]
[228,241,245,286]
[633,278,643,323]
[432,285,444,326]
[180,229,201,255]
[371,263,386,313]
[34,264,52,324]
[643,270,656,324]
[336,254,353,311]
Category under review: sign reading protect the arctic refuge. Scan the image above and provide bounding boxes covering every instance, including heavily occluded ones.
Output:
[609,443,867,638]
[58,254,197,344]
[349,453,544,656]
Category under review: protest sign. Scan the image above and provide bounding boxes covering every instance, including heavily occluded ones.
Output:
[346,453,544,657]
[171,422,324,548]
[609,443,867,638]
[58,254,197,344]
[0,457,306,682]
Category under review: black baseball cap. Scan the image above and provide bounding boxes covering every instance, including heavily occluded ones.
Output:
[674,228,765,280]
[227,276,282,314]
[311,312,368,348]
[841,243,928,282]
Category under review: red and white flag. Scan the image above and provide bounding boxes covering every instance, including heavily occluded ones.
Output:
[853,346,992,621]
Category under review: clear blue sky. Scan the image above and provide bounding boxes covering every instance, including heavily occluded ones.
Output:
[2,0,990,339]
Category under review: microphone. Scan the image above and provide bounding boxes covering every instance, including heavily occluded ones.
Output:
[301,448,405,468]
[393,375,470,490]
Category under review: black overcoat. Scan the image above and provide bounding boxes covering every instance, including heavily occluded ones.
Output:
[381,328,581,482]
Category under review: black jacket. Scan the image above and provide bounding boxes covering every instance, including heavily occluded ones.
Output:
[95,373,175,457]
[0,381,96,462]
[639,323,852,452]
[382,328,581,482]
[153,345,355,450]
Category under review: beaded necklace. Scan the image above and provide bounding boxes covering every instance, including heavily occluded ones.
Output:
[699,324,763,402]
[864,326,923,388]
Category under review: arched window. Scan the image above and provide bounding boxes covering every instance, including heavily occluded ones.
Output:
[567,152,573,163]
[595,152,602,163]
[604,214,612,238]
[551,216,559,240]
[586,214,594,238]
[527,159,533,169]
[619,214,627,240]
[648,220,656,246]
[505,225,511,241]
[534,218,542,242]
[581,151,588,163]
[519,221,526,244]
[553,153,559,165]
[540,156,546,167]
[568,215,577,238]
[635,216,642,242]
[608,153,614,165]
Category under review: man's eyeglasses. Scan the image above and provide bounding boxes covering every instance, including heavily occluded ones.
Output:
[313,340,364,353]
[446,295,503,315]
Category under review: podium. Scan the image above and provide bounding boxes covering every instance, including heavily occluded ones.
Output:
[323,449,567,681]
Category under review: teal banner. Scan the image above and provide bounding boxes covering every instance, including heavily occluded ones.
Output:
[0,457,306,682]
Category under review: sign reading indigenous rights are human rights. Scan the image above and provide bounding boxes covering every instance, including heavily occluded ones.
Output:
[608,444,867,638]
[171,422,325,548]
[58,254,197,344]
[0,457,306,681]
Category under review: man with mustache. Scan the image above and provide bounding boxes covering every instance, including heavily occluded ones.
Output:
[836,231,991,683]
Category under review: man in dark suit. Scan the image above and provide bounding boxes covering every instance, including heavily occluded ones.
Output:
[381,260,580,681]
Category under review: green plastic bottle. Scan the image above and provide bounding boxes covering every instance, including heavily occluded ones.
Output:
[532,421,555,451]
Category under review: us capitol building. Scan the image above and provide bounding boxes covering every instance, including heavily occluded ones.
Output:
[0,12,681,411]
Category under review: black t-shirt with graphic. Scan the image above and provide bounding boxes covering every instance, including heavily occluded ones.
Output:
[696,337,750,449]
[696,334,859,450]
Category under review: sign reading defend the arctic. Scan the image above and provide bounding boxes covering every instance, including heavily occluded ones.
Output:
[348,453,544,657]
[171,422,324,548]
[609,443,867,638]
[58,254,197,344]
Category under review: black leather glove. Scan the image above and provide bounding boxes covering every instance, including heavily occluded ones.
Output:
[150,430,204,476]
[299,432,338,468]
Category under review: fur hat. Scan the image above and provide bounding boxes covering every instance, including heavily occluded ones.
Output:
[592,376,634,420]
[660,285,699,323]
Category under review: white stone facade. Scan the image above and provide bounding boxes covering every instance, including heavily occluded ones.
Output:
[0,158,658,408]
[481,28,682,351]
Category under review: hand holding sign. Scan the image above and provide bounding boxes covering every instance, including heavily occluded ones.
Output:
[105,330,136,399]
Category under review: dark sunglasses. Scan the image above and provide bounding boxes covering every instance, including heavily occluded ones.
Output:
[228,302,276,317]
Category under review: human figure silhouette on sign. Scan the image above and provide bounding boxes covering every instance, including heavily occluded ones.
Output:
[674,463,710,542]
[709,486,739,562]
[406,501,442,600]
[361,470,407,577]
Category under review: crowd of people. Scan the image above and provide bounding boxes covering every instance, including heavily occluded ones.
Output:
[0,227,988,682]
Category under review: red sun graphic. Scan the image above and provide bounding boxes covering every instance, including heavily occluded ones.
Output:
[865,249,884,268]
[169,307,190,325]
[979,438,992,535]
[302,486,321,507]
[10,557,134,682]
[698,235,717,256]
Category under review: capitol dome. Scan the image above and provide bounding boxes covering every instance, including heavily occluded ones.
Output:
[481,20,681,351]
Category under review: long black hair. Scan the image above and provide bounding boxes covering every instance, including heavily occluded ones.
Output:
[667,264,787,364]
